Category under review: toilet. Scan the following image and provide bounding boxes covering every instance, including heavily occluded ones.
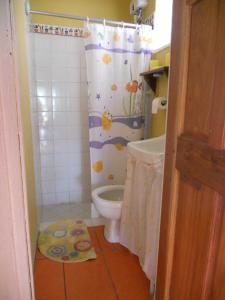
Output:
[92,185,124,243]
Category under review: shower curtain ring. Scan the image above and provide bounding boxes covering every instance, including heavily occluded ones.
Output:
[86,16,89,27]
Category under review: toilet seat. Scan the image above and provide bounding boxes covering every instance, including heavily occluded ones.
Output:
[92,185,124,243]
[92,185,124,208]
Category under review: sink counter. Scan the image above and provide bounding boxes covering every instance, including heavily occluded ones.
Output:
[127,135,166,164]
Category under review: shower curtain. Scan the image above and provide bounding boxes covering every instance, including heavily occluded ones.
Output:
[84,23,152,187]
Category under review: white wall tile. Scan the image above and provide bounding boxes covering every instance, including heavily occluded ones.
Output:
[69,190,82,202]
[52,98,67,112]
[73,38,84,51]
[69,188,91,203]
[67,68,80,82]
[55,166,69,179]
[69,165,82,178]
[67,112,81,126]
[66,83,80,98]
[51,35,67,52]
[52,82,66,97]
[54,153,71,167]
[51,67,67,81]
[67,139,82,153]
[37,97,53,112]
[30,82,37,97]
[35,53,51,67]
[66,99,80,111]
[32,33,91,207]
[53,112,68,126]
[41,180,55,194]
[70,152,90,165]
[36,66,51,81]
[67,126,85,139]
[41,167,55,181]
[35,34,51,53]
[54,140,68,153]
[66,37,76,53]
[66,54,80,68]
[52,54,69,67]
[53,126,68,140]
[38,112,53,127]
[31,112,39,128]
[36,192,43,206]
[36,81,52,97]
[55,179,69,193]
[31,97,37,112]
[42,193,56,205]
[56,192,69,204]
[41,154,54,168]
[69,172,91,189]
[39,127,53,140]
[40,140,54,154]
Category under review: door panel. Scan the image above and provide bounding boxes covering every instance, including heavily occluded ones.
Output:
[211,209,225,300]
[208,0,225,148]
[184,0,218,139]
[170,183,219,299]
[156,0,225,299]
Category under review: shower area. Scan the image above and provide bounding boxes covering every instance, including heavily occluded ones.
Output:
[30,26,91,227]
[28,14,152,229]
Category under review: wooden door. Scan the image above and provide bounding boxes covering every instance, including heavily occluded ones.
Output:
[0,0,34,299]
[156,0,225,299]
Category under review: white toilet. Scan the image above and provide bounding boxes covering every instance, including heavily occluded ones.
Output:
[92,185,124,243]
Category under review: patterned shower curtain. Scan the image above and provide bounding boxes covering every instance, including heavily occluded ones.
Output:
[84,23,152,188]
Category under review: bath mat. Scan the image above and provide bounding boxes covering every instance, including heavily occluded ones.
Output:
[38,219,97,263]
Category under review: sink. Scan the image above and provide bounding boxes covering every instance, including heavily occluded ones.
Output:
[127,135,166,164]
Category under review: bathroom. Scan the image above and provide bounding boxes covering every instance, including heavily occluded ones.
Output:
[3,1,225,299]
[4,0,172,299]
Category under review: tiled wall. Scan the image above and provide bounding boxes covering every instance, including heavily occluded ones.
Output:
[28,30,42,209]
[32,33,91,206]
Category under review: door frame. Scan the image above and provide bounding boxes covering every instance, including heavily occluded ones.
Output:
[0,0,193,299]
[0,0,34,299]
[156,1,191,299]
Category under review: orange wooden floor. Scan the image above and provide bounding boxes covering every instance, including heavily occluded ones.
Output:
[34,226,152,300]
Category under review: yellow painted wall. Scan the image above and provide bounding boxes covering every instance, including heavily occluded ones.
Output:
[142,0,155,19]
[30,0,132,27]
[13,0,38,264]
[143,1,170,137]
[151,47,170,137]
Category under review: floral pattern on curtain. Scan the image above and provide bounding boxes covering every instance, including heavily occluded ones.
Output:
[84,23,152,188]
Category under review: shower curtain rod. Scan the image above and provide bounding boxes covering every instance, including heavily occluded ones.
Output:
[27,9,145,29]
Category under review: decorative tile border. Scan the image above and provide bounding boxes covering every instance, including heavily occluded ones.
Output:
[31,24,85,37]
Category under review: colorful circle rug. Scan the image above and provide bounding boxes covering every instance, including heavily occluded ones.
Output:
[38,219,97,263]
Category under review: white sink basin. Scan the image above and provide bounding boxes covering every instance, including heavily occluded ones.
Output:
[127,135,166,164]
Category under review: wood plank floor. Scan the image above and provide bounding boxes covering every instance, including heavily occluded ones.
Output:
[34,226,152,300]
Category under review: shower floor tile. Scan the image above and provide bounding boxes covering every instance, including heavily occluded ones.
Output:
[39,202,106,230]
[34,226,152,300]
